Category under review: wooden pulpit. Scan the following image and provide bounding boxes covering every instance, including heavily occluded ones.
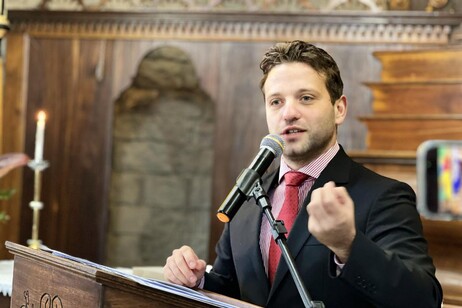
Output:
[5,241,258,307]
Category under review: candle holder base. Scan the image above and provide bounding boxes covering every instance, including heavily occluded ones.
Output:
[27,160,49,171]
[27,239,43,250]
[29,201,43,210]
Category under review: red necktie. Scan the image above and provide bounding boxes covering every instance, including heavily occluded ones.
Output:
[268,171,309,284]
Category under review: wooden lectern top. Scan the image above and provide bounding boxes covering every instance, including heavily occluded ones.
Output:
[5,241,260,308]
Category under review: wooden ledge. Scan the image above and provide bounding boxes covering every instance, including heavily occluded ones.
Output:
[358,114,462,121]
[364,80,462,86]
[348,150,416,165]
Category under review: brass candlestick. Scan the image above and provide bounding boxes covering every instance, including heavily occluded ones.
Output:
[27,160,49,249]
[0,0,9,40]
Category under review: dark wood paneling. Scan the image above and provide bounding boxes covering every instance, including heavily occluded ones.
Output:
[19,38,115,262]
[0,33,29,259]
[0,296,9,308]
[209,42,271,254]
[21,38,74,252]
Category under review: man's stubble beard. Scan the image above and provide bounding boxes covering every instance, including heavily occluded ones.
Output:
[284,126,337,166]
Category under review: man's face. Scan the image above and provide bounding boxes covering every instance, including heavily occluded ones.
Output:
[263,62,347,168]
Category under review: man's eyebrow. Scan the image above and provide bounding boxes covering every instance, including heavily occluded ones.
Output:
[296,88,320,95]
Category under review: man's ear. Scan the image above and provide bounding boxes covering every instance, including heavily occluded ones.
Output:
[334,95,347,125]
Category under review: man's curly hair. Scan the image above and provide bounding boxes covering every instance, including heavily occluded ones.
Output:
[259,40,343,104]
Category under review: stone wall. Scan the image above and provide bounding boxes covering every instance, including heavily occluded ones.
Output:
[106,46,215,267]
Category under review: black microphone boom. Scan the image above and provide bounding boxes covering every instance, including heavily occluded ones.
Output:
[216,134,284,223]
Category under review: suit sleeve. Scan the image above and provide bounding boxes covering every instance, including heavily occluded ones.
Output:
[203,223,241,299]
[333,181,443,308]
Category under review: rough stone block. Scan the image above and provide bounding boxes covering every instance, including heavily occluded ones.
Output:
[109,172,142,204]
[113,141,173,173]
[143,175,187,207]
[106,234,143,267]
[189,175,212,209]
[108,205,152,233]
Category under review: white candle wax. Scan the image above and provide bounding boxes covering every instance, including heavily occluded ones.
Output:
[34,111,46,162]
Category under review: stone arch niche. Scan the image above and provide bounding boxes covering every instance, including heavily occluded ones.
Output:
[107,46,215,266]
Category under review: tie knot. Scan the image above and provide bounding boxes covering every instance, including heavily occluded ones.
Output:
[284,171,309,187]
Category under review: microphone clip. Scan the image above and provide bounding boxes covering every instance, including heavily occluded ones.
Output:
[235,168,261,200]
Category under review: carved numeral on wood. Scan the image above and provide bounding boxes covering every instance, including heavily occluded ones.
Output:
[20,290,63,308]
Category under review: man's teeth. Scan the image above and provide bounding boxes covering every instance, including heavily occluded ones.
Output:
[287,129,301,134]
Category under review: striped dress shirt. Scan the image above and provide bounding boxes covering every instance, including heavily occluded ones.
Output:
[260,142,340,274]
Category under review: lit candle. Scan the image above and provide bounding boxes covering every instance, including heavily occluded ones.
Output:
[34,111,46,162]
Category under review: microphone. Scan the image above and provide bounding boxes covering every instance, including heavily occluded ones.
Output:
[216,134,284,223]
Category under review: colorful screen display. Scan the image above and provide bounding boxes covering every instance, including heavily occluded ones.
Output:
[437,146,462,216]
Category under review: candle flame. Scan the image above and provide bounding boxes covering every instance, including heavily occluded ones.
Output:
[37,111,46,121]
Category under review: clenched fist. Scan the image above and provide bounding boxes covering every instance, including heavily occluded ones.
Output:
[307,181,356,263]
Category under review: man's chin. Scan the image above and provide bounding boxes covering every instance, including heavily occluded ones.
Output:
[283,149,307,161]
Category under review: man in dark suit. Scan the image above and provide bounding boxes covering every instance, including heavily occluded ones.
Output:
[163,40,442,307]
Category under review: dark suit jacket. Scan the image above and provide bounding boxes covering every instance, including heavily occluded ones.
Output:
[204,147,442,307]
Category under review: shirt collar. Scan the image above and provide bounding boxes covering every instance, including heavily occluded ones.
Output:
[278,142,340,183]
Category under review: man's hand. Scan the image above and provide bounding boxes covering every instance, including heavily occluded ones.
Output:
[163,245,207,288]
[307,181,356,263]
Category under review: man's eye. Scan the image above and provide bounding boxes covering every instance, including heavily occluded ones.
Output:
[270,99,281,106]
[301,95,312,102]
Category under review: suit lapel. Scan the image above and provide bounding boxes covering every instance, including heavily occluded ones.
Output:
[234,169,279,299]
[268,147,352,298]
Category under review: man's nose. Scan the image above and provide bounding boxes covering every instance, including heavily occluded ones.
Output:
[282,100,301,121]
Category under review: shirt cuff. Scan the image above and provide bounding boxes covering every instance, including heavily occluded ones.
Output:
[196,275,205,289]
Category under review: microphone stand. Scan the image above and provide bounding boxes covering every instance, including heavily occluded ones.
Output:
[236,168,324,308]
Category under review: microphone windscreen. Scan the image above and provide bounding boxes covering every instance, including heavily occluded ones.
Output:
[260,134,284,158]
